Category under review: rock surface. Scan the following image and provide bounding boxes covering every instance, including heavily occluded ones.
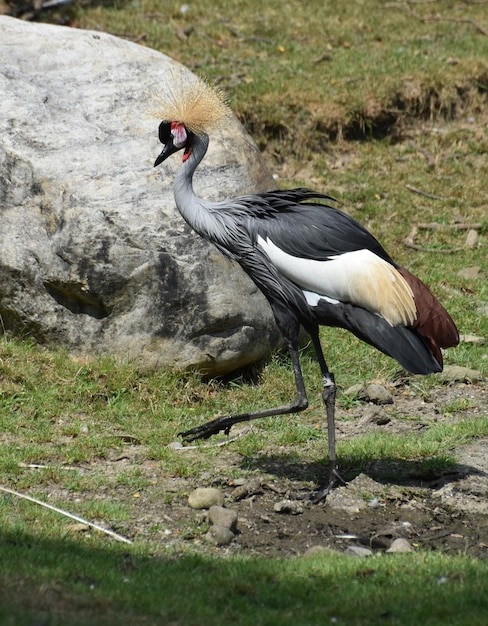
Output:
[358,383,394,405]
[187,487,225,510]
[208,505,238,533]
[205,525,235,546]
[0,16,280,374]
[386,538,414,553]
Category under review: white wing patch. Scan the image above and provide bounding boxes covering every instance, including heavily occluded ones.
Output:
[303,290,339,307]
[257,235,416,326]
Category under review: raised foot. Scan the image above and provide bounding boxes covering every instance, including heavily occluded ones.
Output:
[178,399,309,444]
[179,416,233,443]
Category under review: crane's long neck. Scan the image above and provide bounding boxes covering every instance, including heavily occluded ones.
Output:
[173,132,214,237]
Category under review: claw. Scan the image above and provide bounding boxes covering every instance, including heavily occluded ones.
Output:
[178,427,213,443]
[309,465,345,504]
[178,417,230,443]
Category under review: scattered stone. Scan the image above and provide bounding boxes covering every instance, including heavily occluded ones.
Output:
[229,477,248,487]
[359,405,391,426]
[273,499,304,515]
[343,383,364,398]
[358,384,394,405]
[327,474,387,513]
[208,505,238,533]
[188,487,224,510]
[465,229,478,249]
[386,538,414,553]
[349,474,388,494]
[231,479,264,501]
[459,334,485,346]
[326,489,369,513]
[302,546,337,558]
[457,266,481,280]
[346,546,373,557]
[438,365,484,384]
[167,441,184,450]
[205,525,235,546]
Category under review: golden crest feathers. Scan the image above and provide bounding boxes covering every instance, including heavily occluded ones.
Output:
[151,68,232,135]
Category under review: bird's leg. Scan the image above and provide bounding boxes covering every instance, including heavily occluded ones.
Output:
[310,371,344,503]
[179,339,308,443]
[308,329,342,502]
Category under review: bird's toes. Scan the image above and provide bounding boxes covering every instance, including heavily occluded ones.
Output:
[178,427,206,443]
[309,467,345,504]
[178,422,223,442]
[309,486,331,504]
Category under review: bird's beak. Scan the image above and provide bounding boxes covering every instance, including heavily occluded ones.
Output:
[154,141,180,167]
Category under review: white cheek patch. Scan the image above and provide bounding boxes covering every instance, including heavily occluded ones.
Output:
[171,122,187,149]
[257,235,416,326]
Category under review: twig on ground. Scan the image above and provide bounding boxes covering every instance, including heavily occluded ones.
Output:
[403,241,459,252]
[426,16,488,36]
[403,225,463,252]
[408,140,436,168]
[0,485,132,544]
[404,5,488,36]
[406,184,453,200]
[404,226,419,249]
[418,222,483,230]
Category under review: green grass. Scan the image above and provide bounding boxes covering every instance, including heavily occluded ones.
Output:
[2,0,488,623]
[2,532,488,626]
[61,0,488,149]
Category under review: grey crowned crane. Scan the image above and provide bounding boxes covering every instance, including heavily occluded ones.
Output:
[153,74,459,500]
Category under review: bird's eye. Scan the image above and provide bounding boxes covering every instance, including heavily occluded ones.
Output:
[158,121,172,145]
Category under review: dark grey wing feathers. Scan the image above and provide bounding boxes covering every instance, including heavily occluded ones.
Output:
[217,188,394,264]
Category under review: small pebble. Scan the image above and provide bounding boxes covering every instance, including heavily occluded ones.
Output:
[188,487,224,510]
[386,538,414,553]
[457,266,481,280]
[346,545,373,557]
[358,383,393,405]
[343,383,364,397]
[208,505,238,533]
[464,229,478,249]
[326,489,368,513]
[230,477,248,487]
[459,334,485,346]
[273,500,303,515]
[359,406,391,426]
[231,479,263,501]
[438,365,484,384]
[205,525,235,546]
[167,441,184,450]
[302,545,337,558]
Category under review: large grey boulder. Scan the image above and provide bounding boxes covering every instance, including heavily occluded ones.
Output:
[0,16,280,374]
